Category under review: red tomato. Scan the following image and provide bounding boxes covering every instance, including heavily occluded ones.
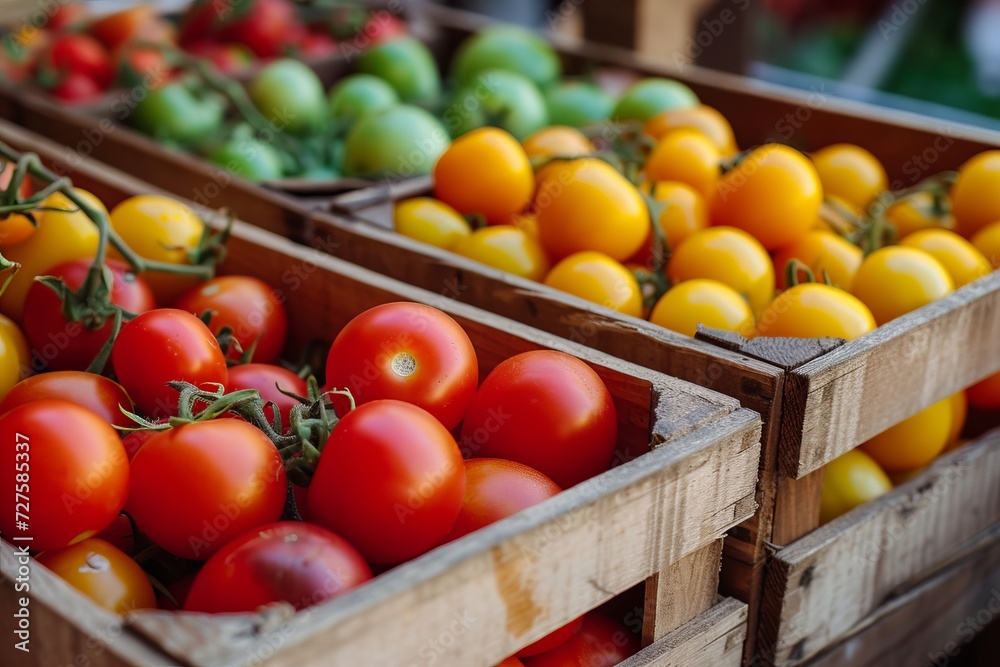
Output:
[460,351,617,489]
[226,363,308,428]
[218,0,301,58]
[184,521,372,613]
[47,3,87,31]
[89,5,160,52]
[0,399,129,552]
[39,34,114,89]
[112,309,229,419]
[96,512,136,555]
[522,612,639,666]
[0,372,135,430]
[497,660,525,667]
[127,420,287,560]
[967,370,1000,410]
[49,71,103,104]
[116,46,172,88]
[517,618,583,658]
[445,459,561,542]
[307,400,465,564]
[24,259,156,373]
[174,276,288,365]
[122,428,158,461]
[297,32,339,59]
[185,41,255,75]
[325,303,478,430]
[360,11,408,45]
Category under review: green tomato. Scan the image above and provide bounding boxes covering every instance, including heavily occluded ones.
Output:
[357,37,441,106]
[342,105,450,179]
[546,82,615,128]
[328,74,399,124]
[444,69,548,140]
[612,78,699,122]
[451,26,561,90]
[129,82,224,147]
[208,135,285,183]
[249,59,327,137]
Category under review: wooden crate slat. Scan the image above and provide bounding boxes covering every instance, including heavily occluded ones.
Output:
[781,271,1000,479]
[803,524,1000,667]
[759,428,1000,666]
[622,597,749,667]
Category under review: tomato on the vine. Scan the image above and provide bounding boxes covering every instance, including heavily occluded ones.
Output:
[667,227,775,315]
[226,363,308,428]
[184,522,371,613]
[543,251,643,318]
[174,276,288,364]
[461,351,617,489]
[850,247,954,325]
[884,192,954,238]
[756,283,875,340]
[112,309,229,419]
[325,303,478,430]
[0,399,129,552]
[108,195,208,305]
[434,127,534,226]
[307,399,465,564]
[127,419,287,560]
[773,230,863,291]
[0,372,134,430]
[24,258,156,373]
[37,538,155,615]
[711,144,822,251]
[631,181,707,265]
[444,459,561,542]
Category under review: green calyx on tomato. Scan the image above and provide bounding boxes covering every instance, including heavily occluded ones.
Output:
[445,69,550,141]
[357,36,442,106]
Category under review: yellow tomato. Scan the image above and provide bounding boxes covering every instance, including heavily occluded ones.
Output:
[820,449,892,525]
[951,150,1000,238]
[755,283,875,340]
[860,398,952,472]
[899,228,991,288]
[888,467,926,486]
[534,158,648,262]
[971,221,1000,269]
[434,127,534,225]
[510,212,540,239]
[884,191,954,239]
[544,251,643,317]
[453,226,550,281]
[643,104,738,157]
[629,181,707,269]
[667,227,775,314]
[643,129,720,201]
[850,247,954,325]
[810,143,888,209]
[0,162,36,248]
[773,230,863,290]
[649,279,754,337]
[0,315,30,401]
[0,189,104,323]
[108,195,206,305]
[394,197,471,250]
[946,391,967,448]
[521,126,594,160]
[711,144,822,251]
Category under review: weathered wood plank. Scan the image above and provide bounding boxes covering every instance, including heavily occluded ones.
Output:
[624,597,748,667]
[643,540,724,645]
[803,524,1000,667]
[759,428,1000,666]
[780,271,1000,479]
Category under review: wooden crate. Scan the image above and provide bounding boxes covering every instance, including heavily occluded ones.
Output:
[0,121,761,666]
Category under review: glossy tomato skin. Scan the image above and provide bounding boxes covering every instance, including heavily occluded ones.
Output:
[37,538,155,615]
[810,144,888,210]
[39,33,114,89]
[850,247,954,326]
[454,226,551,281]
[394,197,471,251]
[0,315,30,403]
[521,126,594,160]
[631,181,708,265]
[226,364,308,428]
[308,400,465,564]
[756,284,876,340]
[951,150,1000,238]
[967,370,1000,410]
[24,259,156,372]
[522,612,639,667]
[884,192,954,239]
[860,398,952,472]
[517,618,583,658]
[712,144,822,251]
[461,351,618,489]
[0,372,134,430]
[819,449,892,525]
[899,229,992,288]
[773,230,863,291]
[0,161,35,248]
[649,279,755,338]
[644,129,720,201]
[174,276,288,365]
[127,420,287,560]
[434,127,534,226]
[543,252,643,318]
[184,521,372,613]
[325,303,478,431]
[112,309,228,419]
[0,400,129,552]
[644,104,737,156]
[444,459,561,542]
[971,221,1000,269]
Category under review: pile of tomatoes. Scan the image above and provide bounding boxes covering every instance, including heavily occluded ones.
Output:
[390,80,1000,529]
[0,156,643,664]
